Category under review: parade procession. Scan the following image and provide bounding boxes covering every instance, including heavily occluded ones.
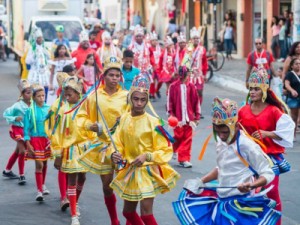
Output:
[0,0,300,225]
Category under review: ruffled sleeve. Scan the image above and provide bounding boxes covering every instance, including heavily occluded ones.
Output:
[273,114,295,148]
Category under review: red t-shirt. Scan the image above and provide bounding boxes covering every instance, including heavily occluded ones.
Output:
[90,40,101,51]
[238,104,284,154]
[246,50,274,70]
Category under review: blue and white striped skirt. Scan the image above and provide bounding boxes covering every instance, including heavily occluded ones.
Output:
[172,189,281,225]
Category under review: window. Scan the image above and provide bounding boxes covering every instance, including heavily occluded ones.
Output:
[35,20,83,42]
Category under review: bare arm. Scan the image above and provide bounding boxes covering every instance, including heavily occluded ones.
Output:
[200,167,218,183]
[282,56,291,80]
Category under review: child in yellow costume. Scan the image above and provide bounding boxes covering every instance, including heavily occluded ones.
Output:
[45,72,70,211]
[110,74,180,225]
[52,76,90,225]
[74,56,128,225]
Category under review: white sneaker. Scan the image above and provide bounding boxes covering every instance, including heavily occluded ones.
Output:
[71,216,80,225]
[179,161,192,168]
[42,185,50,195]
[76,203,81,217]
[172,153,178,160]
[36,191,44,202]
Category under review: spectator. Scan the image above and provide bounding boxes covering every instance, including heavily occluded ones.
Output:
[284,10,292,50]
[166,19,177,36]
[271,16,280,59]
[282,41,300,80]
[245,38,277,88]
[71,31,102,70]
[122,26,134,50]
[287,12,294,49]
[278,18,287,62]
[89,31,101,51]
[224,20,234,60]
[284,58,300,140]
[132,11,142,26]
[52,25,71,52]
[121,49,140,90]
[93,23,104,47]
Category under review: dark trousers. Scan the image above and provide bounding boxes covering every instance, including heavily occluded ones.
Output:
[279,40,287,59]
[224,39,232,57]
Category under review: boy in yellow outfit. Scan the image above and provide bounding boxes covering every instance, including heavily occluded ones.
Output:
[75,56,128,225]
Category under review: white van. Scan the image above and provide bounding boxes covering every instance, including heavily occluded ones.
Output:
[27,16,84,51]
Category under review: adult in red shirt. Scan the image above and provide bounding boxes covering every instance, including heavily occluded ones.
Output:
[246,38,277,88]
[239,66,294,225]
[89,31,101,51]
[71,31,102,70]
[167,66,200,168]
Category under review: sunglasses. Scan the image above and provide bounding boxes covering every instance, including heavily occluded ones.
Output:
[255,42,262,45]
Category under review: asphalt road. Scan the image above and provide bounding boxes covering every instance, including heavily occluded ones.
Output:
[0,59,299,225]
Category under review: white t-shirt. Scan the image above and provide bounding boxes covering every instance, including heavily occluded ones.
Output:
[224,27,233,39]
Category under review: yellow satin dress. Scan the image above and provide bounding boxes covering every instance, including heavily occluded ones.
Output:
[108,112,180,201]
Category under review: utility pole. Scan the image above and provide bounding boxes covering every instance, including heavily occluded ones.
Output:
[294,0,300,42]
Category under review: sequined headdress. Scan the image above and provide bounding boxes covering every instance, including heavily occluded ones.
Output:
[248,66,269,102]
[190,27,202,38]
[149,31,158,40]
[63,76,83,94]
[177,32,186,43]
[103,56,122,74]
[79,31,89,42]
[134,25,144,36]
[212,97,238,144]
[165,36,174,47]
[128,73,151,105]
[102,31,111,40]
[18,79,31,92]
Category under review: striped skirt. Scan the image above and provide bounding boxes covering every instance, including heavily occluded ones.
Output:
[173,189,281,225]
[25,137,51,161]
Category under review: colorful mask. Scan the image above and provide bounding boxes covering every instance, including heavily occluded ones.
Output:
[212,97,238,144]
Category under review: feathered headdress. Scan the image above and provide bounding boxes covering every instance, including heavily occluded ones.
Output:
[190,27,202,38]
[177,32,186,43]
[165,36,174,47]
[134,25,144,36]
[79,31,89,42]
[149,31,158,40]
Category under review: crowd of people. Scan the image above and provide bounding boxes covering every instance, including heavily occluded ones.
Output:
[1,21,297,225]
[271,10,294,62]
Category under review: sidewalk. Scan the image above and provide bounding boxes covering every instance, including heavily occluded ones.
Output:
[211,57,284,93]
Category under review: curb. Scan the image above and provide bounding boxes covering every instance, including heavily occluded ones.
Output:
[210,73,248,94]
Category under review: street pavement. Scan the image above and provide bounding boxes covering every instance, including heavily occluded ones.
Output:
[0,58,299,225]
